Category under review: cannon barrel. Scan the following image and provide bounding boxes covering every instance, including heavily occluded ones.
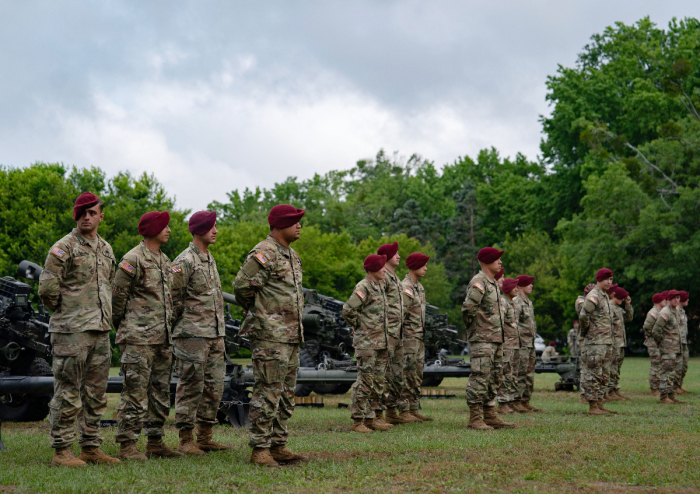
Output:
[222,291,238,306]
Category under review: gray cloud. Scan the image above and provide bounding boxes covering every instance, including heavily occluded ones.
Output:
[0,1,696,210]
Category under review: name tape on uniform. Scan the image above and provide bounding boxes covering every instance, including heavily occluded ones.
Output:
[51,247,66,259]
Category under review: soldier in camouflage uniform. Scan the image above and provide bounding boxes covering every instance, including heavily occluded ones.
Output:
[496,277,521,414]
[575,284,595,403]
[462,247,515,430]
[376,243,414,426]
[607,287,633,400]
[400,252,432,421]
[578,268,617,415]
[514,275,541,412]
[233,204,308,467]
[38,192,120,467]
[652,290,685,404]
[113,211,183,460]
[678,291,690,394]
[643,293,666,396]
[343,254,391,433]
[171,211,233,454]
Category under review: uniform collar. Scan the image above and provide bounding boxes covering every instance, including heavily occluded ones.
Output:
[403,273,420,289]
[139,240,163,263]
[72,228,102,247]
[479,270,497,286]
[267,234,291,256]
[364,274,381,288]
[189,242,211,263]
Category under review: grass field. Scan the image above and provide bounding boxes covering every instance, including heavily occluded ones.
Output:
[1,357,699,493]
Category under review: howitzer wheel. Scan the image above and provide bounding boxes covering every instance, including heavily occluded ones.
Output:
[226,404,250,428]
[420,376,444,387]
[0,358,52,423]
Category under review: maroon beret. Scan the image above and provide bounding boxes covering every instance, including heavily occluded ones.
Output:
[501,277,518,293]
[494,268,505,280]
[606,283,619,296]
[406,252,429,270]
[596,268,613,282]
[138,211,170,237]
[680,291,689,303]
[516,275,535,287]
[667,290,681,300]
[364,254,387,272]
[549,341,556,346]
[268,204,305,229]
[583,283,596,296]
[660,290,669,300]
[189,210,216,235]
[477,247,504,264]
[377,242,398,260]
[652,293,665,304]
[614,287,628,299]
[73,192,100,221]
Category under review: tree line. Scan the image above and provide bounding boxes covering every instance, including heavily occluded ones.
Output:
[2,17,699,352]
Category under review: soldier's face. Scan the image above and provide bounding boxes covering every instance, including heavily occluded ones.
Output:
[601,277,613,290]
[412,265,428,278]
[376,266,387,280]
[200,224,217,245]
[661,300,668,307]
[77,206,104,234]
[497,278,503,289]
[670,296,681,308]
[154,226,171,244]
[387,252,400,268]
[521,284,533,295]
[280,222,301,243]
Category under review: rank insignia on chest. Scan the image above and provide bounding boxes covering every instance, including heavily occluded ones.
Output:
[356,290,366,300]
[119,261,135,274]
[404,288,414,297]
[255,252,269,265]
[660,313,668,321]
[172,265,182,273]
[474,282,485,292]
[51,247,66,259]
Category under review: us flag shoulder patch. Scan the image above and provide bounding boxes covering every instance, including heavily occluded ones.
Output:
[51,247,66,259]
[474,282,485,292]
[172,265,182,273]
[255,252,269,265]
[404,288,414,297]
[588,295,598,304]
[650,312,657,318]
[119,261,135,274]
[356,290,366,300]
[660,313,668,321]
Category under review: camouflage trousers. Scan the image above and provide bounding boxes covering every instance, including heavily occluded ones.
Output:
[680,343,689,386]
[660,352,682,396]
[173,337,225,431]
[115,343,174,443]
[350,348,388,419]
[49,331,110,449]
[517,346,536,400]
[497,346,520,403]
[466,342,503,406]
[249,339,299,449]
[401,338,425,411]
[581,344,612,402]
[646,342,661,391]
[381,334,406,411]
[578,343,587,396]
[608,346,625,392]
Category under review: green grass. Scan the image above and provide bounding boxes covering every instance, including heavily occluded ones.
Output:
[2,358,699,493]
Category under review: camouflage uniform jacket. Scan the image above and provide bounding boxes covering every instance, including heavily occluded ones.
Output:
[461,271,503,343]
[680,308,688,344]
[642,307,660,346]
[383,270,404,339]
[575,295,585,348]
[502,295,520,350]
[112,241,173,345]
[342,276,388,350]
[400,274,425,340]
[233,235,304,344]
[514,295,536,348]
[579,285,614,346]
[171,243,225,339]
[652,305,682,354]
[38,228,115,333]
[612,303,633,348]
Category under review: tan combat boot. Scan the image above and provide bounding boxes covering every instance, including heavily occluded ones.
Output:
[496,402,512,415]
[511,400,530,413]
[659,394,675,405]
[597,400,617,414]
[366,417,392,431]
[651,389,660,397]
[118,441,148,461]
[270,445,309,464]
[195,424,234,451]
[678,386,690,394]
[52,447,87,467]
[613,390,629,400]
[412,410,433,422]
[606,391,622,401]
[385,408,408,425]
[399,410,420,423]
[178,428,205,455]
[669,393,685,404]
[80,446,121,464]
[467,405,494,430]
[579,395,588,404]
[483,405,516,429]
[250,447,279,467]
[587,401,606,416]
[351,418,373,433]
[523,400,542,412]
[373,410,394,429]
[145,436,185,458]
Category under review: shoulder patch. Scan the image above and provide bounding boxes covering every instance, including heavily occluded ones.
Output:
[649,312,657,318]
[474,282,485,292]
[172,265,182,273]
[587,295,598,304]
[51,247,66,259]
[404,288,414,297]
[119,261,135,275]
[255,252,269,265]
[356,290,366,300]
[660,313,668,321]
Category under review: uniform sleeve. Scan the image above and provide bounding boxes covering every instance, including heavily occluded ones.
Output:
[170,257,192,324]
[38,245,71,312]
[461,283,485,328]
[642,313,655,338]
[651,311,667,344]
[111,254,139,330]
[232,249,274,311]
[623,304,633,322]
[578,297,598,335]
[342,285,369,328]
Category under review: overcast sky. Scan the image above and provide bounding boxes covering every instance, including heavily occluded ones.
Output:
[1,1,697,211]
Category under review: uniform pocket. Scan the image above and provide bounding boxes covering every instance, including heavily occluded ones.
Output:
[52,343,80,357]
[252,348,283,385]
